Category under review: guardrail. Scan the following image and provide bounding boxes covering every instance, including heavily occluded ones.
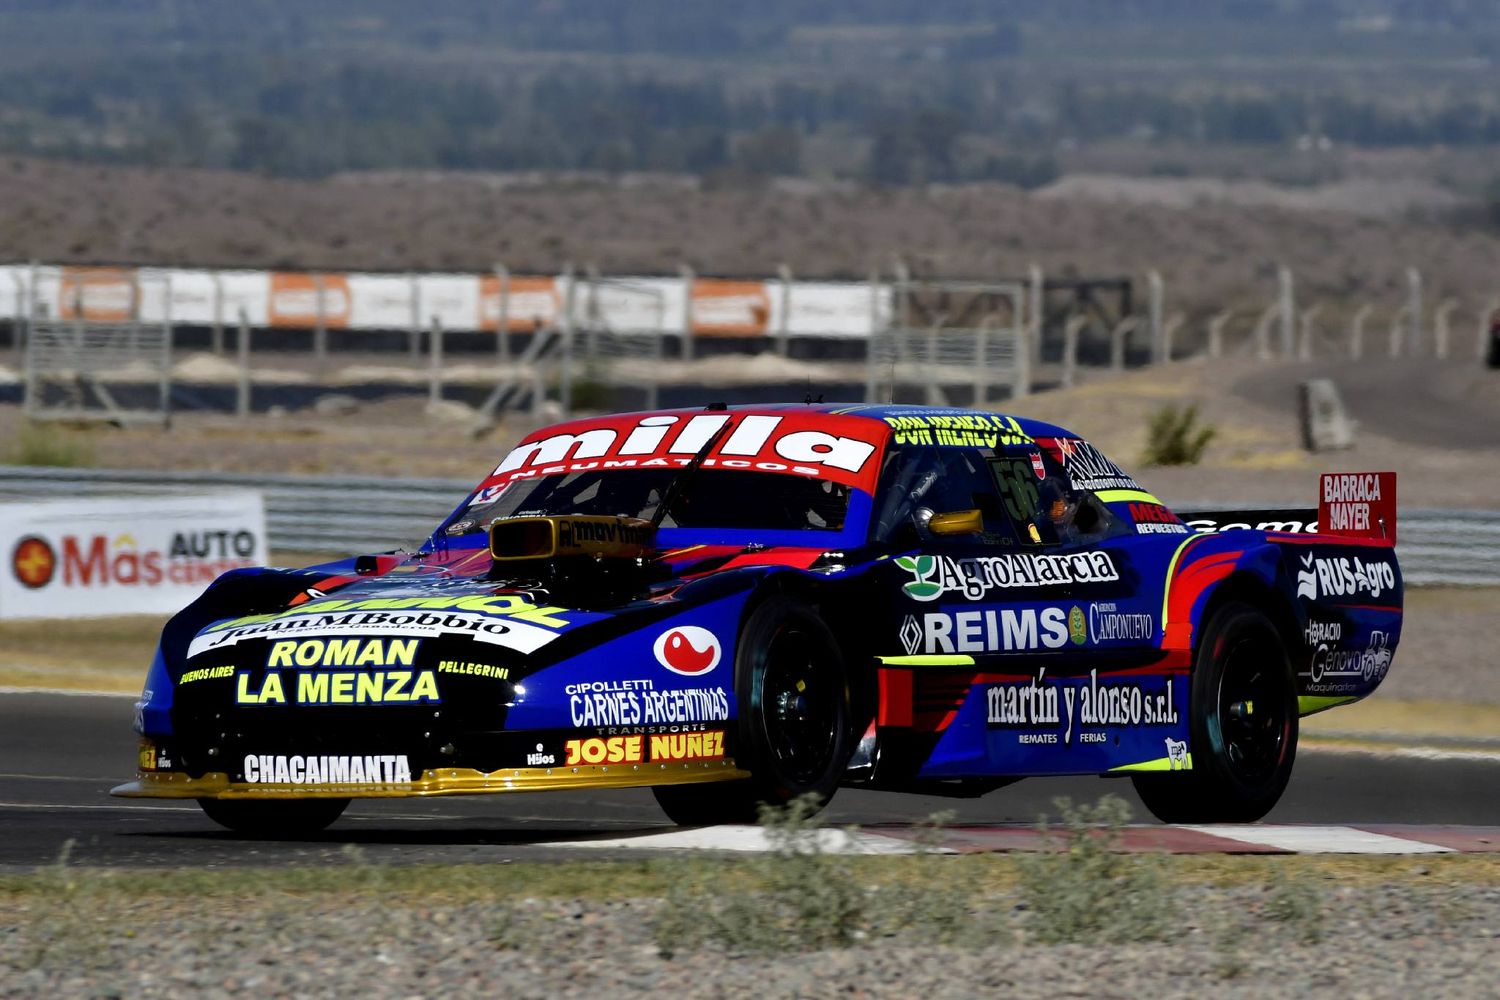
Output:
[0,465,469,555]
[0,466,1495,585]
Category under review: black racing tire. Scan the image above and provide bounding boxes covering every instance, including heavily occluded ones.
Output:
[653,597,852,826]
[1131,601,1298,824]
[197,797,350,836]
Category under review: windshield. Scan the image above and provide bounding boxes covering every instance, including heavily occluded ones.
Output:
[444,469,851,535]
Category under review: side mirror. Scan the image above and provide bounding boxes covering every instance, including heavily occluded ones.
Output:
[927,509,984,536]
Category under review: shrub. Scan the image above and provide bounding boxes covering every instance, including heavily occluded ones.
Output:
[1141,403,1216,466]
[1015,796,1169,944]
[9,423,94,467]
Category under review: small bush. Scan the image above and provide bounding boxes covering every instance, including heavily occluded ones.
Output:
[1263,867,1323,941]
[654,794,866,957]
[9,423,95,467]
[1015,796,1169,944]
[1141,403,1216,466]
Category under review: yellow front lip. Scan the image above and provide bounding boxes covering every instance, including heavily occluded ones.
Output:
[111,759,751,800]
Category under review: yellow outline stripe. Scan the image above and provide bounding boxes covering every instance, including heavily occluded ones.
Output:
[1299,695,1358,716]
[876,655,977,667]
[111,760,751,800]
[1096,489,1164,505]
[1159,533,1203,625]
[1109,753,1194,772]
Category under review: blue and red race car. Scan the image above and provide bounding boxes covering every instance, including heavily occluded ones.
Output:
[113,403,1402,832]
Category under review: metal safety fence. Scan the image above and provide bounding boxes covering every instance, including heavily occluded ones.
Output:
[0,466,1496,584]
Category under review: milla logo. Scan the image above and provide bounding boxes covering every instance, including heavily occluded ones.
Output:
[1296,553,1317,600]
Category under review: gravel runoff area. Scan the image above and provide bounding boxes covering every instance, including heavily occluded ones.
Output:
[3,866,1497,999]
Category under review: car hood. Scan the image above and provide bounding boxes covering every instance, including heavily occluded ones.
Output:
[181,542,835,669]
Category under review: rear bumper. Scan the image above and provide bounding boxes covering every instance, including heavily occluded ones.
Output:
[111,758,750,800]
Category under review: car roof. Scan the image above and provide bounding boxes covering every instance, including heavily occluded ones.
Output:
[553,402,1078,444]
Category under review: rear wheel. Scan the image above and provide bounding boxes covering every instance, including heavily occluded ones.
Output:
[1132,602,1297,824]
[653,597,851,825]
[197,797,350,836]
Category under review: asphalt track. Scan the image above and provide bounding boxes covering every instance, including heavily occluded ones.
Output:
[2,690,1497,870]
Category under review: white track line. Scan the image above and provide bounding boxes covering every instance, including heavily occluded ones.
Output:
[1184,824,1454,854]
[549,825,928,855]
[0,800,201,813]
[0,686,136,699]
[1302,741,1500,763]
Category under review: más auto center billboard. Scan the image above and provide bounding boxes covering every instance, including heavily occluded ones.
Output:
[0,492,267,620]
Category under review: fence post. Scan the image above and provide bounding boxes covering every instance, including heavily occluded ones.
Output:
[1147,270,1164,364]
[1433,298,1458,360]
[925,318,941,407]
[494,265,510,362]
[865,268,881,403]
[559,264,577,417]
[1207,310,1232,359]
[1162,312,1183,363]
[1252,303,1276,360]
[585,264,602,360]
[1480,296,1500,361]
[236,308,251,421]
[313,272,327,365]
[776,263,792,358]
[973,319,988,408]
[1109,317,1135,372]
[211,270,224,355]
[1013,317,1031,401]
[1389,305,1408,357]
[428,315,444,405]
[679,264,695,361]
[1277,265,1295,359]
[1349,303,1371,360]
[1406,268,1423,355]
[161,273,173,421]
[10,269,24,362]
[1028,263,1044,370]
[1298,304,1321,361]
[1061,314,1085,388]
[407,272,422,360]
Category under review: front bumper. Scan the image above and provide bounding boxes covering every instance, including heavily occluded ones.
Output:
[111,758,749,799]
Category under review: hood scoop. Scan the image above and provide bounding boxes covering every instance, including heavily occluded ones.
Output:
[488,515,661,608]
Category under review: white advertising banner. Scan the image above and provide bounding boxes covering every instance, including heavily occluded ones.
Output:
[1,261,888,338]
[0,492,269,620]
[782,281,889,338]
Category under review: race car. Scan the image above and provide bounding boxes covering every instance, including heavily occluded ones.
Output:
[113,403,1403,833]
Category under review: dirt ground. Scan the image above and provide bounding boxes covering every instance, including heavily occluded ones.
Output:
[3,156,1500,320]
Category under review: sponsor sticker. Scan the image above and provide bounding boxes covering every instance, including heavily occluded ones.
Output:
[882,413,1033,449]
[11,536,56,589]
[986,669,1181,746]
[902,607,1071,655]
[1295,553,1397,602]
[896,552,1120,602]
[1304,631,1393,691]
[484,412,886,492]
[567,678,730,729]
[243,753,412,785]
[1088,602,1156,643]
[653,626,722,676]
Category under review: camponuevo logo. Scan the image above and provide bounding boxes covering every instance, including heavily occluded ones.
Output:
[653,626,722,676]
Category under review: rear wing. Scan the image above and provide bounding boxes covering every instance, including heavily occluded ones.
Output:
[1176,472,1396,544]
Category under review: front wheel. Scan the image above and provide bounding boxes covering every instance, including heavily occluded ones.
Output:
[198,797,350,836]
[1132,601,1298,824]
[653,597,851,825]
